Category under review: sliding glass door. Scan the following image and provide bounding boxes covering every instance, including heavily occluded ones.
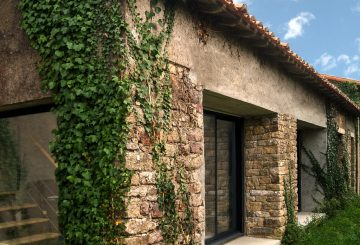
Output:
[204,112,243,244]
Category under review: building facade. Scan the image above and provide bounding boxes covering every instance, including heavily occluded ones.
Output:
[1,0,359,244]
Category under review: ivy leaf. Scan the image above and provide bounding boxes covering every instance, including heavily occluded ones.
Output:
[48,81,56,89]
[145,11,155,20]
[73,43,85,51]
[55,50,64,57]
[150,0,158,7]
[155,7,161,14]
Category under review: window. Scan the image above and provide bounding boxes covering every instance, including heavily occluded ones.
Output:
[204,112,243,244]
[0,110,64,244]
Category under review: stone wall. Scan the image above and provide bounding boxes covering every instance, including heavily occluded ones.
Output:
[123,64,205,244]
[245,114,297,239]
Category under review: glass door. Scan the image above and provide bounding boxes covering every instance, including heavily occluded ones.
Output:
[0,111,64,244]
[204,112,243,244]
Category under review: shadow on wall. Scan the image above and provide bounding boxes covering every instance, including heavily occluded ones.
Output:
[299,128,327,212]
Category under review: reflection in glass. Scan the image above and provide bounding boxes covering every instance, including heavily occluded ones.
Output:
[204,114,236,240]
[0,112,64,244]
[216,120,233,233]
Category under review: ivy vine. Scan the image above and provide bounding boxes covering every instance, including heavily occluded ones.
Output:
[127,1,194,243]
[333,82,360,107]
[302,104,351,212]
[20,0,194,244]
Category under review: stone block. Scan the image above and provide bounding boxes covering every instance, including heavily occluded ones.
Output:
[124,236,149,245]
[148,230,163,244]
[127,185,157,197]
[190,193,203,207]
[187,128,204,142]
[264,217,286,227]
[185,155,204,170]
[126,198,141,218]
[190,142,203,154]
[125,152,153,171]
[139,171,156,185]
[125,219,157,234]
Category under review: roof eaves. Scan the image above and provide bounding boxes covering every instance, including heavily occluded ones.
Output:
[191,0,360,115]
[321,74,360,86]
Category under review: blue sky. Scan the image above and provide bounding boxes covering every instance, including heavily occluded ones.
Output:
[234,0,360,80]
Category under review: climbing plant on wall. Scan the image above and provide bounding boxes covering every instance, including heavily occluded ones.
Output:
[334,82,360,107]
[20,0,193,244]
[302,104,351,214]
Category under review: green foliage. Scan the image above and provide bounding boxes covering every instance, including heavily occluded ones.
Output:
[334,82,360,106]
[294,195,360,245]
[20,0,133,243]
[127,1,194,242]
[282,163,301,245]
[284,104,357,244]
[302,104,351,216]
[20,0,194,243]
[282,223,305,245]
[283,163,296,224]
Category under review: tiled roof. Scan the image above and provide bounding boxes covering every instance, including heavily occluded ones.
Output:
[322,74,360,86]
[190,0,360,115]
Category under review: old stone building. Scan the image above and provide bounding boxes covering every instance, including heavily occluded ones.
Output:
[1,0,359,244]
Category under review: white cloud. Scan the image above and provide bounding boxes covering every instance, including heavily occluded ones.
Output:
[314,53,337,71]
[345,64,360,76]
[315,51,360,78]
[284,12,315,40]
[337,54,351,64]
[351,2,360,12]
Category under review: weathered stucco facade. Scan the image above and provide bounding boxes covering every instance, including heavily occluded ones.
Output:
[0,0,51,112]
[1,0,360,244]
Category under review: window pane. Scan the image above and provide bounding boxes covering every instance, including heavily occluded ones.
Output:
[216,119,234,233]
[0,112,64,244]
[204,114,216,239]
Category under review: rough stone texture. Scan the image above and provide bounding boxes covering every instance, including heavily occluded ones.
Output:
[245,114,297,239]
[124,63,204,244]
[0,0,50,111]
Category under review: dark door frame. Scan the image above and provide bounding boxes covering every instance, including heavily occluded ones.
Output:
[204,110,245,245]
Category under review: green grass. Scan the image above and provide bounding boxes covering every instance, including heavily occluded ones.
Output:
[295,196,360,245]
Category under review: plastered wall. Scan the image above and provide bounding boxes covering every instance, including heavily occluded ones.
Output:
[300,128,327,212]
[167,2,327,127]
[0,0,50,111]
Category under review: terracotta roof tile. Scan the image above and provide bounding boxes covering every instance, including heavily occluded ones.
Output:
[322,74,360,86]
